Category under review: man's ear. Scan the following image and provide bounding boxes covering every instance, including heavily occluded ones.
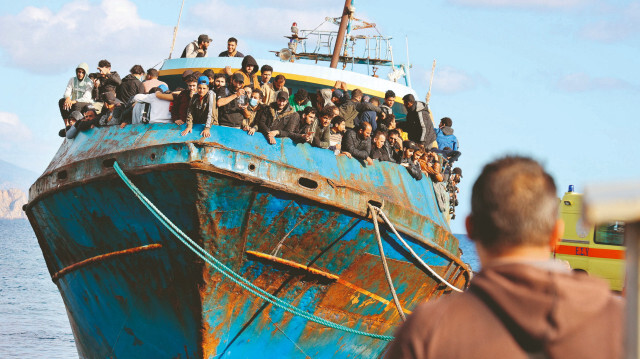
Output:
[549,218,564,250]
[465,215,475,241]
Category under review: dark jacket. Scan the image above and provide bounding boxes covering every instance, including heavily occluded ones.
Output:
[313,123,331,149]
[216,86,245,128]
[339,99,382,129]
[405,101,436,146]
[98,100,124,126]
[289,118,317,144]
[341,129,371,161]
[171,90,192,123]
[435,126,459,151]
[385,261,623,359]
[383,141,402,163]
[257,103,300,138]
[355,109,378,132]
[117,74,144,104]
[370,144,392,162]
[400,157,423,180]
[186,90,215,127]
[92,71,122,101]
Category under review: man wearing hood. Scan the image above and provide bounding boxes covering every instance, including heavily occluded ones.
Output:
[224,55,260,90]
[59,62,93,125]
[385,156,623,359]
[117,65,145,104]
[435,117,459,151]
[316,88,333,112]
[402,94,436,149]
[257,91,300,145]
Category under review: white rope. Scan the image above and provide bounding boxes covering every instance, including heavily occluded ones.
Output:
[373,206,464,293]
[370,205,406,322]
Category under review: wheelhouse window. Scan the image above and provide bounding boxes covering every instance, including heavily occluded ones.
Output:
[594,221,625,246]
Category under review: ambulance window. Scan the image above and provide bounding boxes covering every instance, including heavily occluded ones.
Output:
[594,221,625,246]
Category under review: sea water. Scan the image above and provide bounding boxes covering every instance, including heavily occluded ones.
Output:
[0,219,479,357]
[0,219,77,358]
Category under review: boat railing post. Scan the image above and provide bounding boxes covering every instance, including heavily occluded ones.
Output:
[582,181,640,359]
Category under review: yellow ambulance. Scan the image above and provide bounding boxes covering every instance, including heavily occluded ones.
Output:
[554,186,625,291]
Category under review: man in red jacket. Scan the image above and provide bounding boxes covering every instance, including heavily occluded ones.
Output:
[385,156,623,359]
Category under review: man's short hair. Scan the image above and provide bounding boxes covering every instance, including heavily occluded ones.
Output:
[184,74,197,84]
[252,88,263,99]
[294,89,308,103]
[302,106,317,116]
[274,74,286,82]
[402,94,416,104]
[228,37,238,44]
[382,114,396,128]
[203,69,215,78]
[351,89,363,99]
[213,73,226,80]
[261,64,273,73]
[320,106,335,119]
[147,68,159,77]
[331,116,345,127]
[440,117,453,127]
[357,121,372,131]
[130,65,144,75]
[388,129,400,138]
[385,90,396,99]
[98,59,111,68]
[470,156,558,252]
[373,130,386,140]
[370,97,380,106]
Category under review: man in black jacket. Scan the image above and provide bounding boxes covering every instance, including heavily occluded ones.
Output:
[117,64,145,104]
[342,122,373,165]
[370,131,392,162]
[289,107,317,144]
[257,91,300,145]
[402,94,436,148]
[91,59,122,101]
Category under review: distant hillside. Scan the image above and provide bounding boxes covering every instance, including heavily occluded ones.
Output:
[0,159,38,191]
[0,188,27,219]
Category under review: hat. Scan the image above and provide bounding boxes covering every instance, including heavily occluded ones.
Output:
[198,34,211,43]
[231,73,245,83]
[181,69,194,80]
[333,89,344,98]
[197,76,209,85]
[452,167,462,177]
[102,92,117,105]
[158,84,169,92]
[69,111,84,122]
[276,91,288,100]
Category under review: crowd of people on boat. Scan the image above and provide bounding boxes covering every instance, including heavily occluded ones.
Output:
[57,35,463,217]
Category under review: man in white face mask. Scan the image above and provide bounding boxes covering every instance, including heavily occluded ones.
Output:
[242,89,264,136]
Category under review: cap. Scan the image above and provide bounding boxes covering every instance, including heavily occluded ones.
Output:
[69,111,84,122]
[197,76,209,85]
[333,89,344,98]
[158,84,169,92]
[102,92,117,105]
[452,167,462,177]
[276,91,288,100]
[231,73,245,83]
[181,69,194,80]
[198,34,211,43]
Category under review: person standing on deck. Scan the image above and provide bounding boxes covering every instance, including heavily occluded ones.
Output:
[385,156,623,359]
[181,34,211,58]
[218,37,245,57]
[402,94,436,149]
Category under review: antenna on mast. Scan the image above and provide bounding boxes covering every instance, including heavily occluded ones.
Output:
[168,0,186,59]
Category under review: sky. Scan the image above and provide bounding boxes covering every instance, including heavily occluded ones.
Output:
[0,0,638,233]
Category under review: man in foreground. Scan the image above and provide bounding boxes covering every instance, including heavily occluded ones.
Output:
[385,156,623,359]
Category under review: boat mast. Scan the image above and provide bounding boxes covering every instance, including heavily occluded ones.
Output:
[168,0,186,59]
[330,0,353,69]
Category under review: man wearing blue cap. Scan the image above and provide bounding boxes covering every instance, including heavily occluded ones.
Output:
[182,76,215,137]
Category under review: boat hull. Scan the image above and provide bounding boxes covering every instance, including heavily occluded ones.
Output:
[27,125,469,358]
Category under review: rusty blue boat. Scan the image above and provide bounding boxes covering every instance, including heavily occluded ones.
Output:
[25,11,471,358]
